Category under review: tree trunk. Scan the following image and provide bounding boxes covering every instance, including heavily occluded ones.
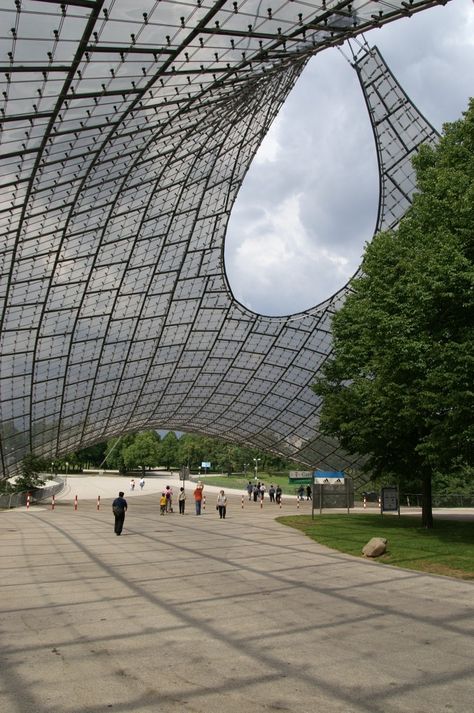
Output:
[421,469,434,529]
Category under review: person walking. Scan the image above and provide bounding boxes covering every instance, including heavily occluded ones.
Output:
[129,478,135,491]
[165,485,173,512]
[159,492,167,515]
[194,484,203,515]
[275,485,282,505]
[247,481,253,501]
[306,485,312,501]
[216,490,227,519]
[269,484,275,503]
[178,487,186,514]
[139,477,145,490]
[112,491,128,535]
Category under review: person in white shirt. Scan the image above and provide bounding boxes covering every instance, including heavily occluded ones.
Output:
[216,490,227,519]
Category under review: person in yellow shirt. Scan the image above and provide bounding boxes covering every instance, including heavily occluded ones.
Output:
[160,492,167,515]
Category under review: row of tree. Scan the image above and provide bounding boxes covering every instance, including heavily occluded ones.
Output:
[66,430,305,477]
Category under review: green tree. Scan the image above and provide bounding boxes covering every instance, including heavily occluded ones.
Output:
[14,453,47,491]
[75,442,107,468]
[158,431,179,469]
[313,100,474,528]
[122,431,161,476]
[104,434,136,473]
[177,433,208,470]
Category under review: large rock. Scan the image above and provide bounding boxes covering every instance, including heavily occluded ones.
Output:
[362,537,387,557]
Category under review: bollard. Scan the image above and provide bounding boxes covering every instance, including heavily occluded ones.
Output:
[97,495,100,511]
[260,496,263,509]
[74,494,78,511]
[51,495,55,510]
[202,495,206,511]
[241,495,244,509]
[297,496,300,510]
[279,496,282,509]
[26,493,30,510]
[363,496,367,509]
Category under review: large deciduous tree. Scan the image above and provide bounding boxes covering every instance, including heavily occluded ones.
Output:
[122,431,161,476]
[313,100,474,528]
[158,431,179,470]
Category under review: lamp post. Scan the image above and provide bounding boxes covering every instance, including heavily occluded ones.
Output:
[253,458,261,480]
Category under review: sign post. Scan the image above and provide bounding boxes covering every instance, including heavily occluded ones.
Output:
[381,486,400,517]
[180,466,190,494]
[312,470,345,518]
[201,461,211,475]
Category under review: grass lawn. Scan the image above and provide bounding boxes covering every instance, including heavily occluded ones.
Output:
[277,514,474,580]
[196,473,303,495]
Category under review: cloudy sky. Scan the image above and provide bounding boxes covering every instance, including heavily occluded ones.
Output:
[224,0,474,316]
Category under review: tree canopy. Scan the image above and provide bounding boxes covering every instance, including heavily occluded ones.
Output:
[61,429,305,477]
[313,100,474,527]
[122,431,161,476]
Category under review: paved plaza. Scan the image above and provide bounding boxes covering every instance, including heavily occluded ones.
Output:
[1,480,473,713]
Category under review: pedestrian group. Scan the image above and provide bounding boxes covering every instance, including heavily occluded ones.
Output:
[113,478,305,535]
[246,481,282,504]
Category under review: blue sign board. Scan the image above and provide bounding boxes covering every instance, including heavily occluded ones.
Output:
[313,470,345,485]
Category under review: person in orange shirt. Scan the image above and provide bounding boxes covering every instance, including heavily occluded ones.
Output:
[193,485,203,515]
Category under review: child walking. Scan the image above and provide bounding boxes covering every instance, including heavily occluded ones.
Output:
[159,492,167,515]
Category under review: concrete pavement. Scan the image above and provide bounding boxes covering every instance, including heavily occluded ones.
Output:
[1,486,473,713]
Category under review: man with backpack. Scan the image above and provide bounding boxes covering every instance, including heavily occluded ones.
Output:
[112,491,128,535]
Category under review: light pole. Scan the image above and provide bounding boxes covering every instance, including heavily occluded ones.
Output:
[253,458,261,480]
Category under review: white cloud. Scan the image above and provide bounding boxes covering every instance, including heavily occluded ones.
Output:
[225,0,474,316]
[229,193,355,315]
[253,115,283,165]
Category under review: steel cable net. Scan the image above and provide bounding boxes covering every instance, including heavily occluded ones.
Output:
[0,0,443,476]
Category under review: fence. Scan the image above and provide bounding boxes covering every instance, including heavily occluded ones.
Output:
[405,493,474,508]
[0,476,66,509]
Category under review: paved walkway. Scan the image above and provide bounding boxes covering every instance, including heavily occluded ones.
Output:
[1,485,473,713]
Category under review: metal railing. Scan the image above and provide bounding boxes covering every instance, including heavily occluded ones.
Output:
[405,493,474,508]
[0,476,65,509]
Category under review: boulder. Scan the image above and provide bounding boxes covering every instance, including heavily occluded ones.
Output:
[362,537,387,557]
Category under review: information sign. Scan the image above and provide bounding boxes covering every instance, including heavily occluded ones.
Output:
[381,486,399,512]
[289,471,313,484]
[313,470,345,485]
